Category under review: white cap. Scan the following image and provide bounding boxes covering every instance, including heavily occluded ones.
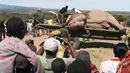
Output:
[43,38,60,52]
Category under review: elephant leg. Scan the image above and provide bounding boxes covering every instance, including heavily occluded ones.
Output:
[106,14,126,34]
[106,13,124,30]
[85,23,104,29]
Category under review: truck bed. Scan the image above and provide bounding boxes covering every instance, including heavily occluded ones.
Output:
[82,28,123,40]
[34,24,124,40]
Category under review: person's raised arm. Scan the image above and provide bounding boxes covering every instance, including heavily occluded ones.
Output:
[36,42,44,55]
[62,39,77,58]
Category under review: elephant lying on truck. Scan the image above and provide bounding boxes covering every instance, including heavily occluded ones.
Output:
[65,10,126,34]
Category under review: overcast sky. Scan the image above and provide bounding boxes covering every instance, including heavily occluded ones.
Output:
[0,0,129,11]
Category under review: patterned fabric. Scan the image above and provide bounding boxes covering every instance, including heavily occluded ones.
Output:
[0,37,44,73]
[100,57,120,73]
[116,52,130,73]
[91,64,99,73]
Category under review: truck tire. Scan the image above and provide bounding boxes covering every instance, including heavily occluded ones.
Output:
[70,37,80,50]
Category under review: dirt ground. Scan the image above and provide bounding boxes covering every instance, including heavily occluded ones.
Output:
[23,35,124,69]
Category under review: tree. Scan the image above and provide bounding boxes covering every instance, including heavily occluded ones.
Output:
[113,15,126,22]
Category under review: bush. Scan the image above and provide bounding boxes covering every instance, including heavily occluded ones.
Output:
[113,15,127,22]
[0,12,33,21]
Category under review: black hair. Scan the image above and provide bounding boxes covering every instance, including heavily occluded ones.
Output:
[128,37,130,41]
[72,8,75,11]
[51,58,66,73]
[76,51,91,65]
[30,40,34,45]
[128,43,130,48]
[37,10,42,12]
[14,54,33,73]
[128,37,130,48]
[66,6,68,9]
[0,20,5,29]
[67,59,91,73]
[6,17,27,39]
[45,50,57,57]
[114,43,128,59]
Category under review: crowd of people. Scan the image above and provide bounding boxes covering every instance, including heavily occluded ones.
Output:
[0,16,129,73]
[0,5,130,73]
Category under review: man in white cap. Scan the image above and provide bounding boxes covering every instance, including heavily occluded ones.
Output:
[37,37,77,73]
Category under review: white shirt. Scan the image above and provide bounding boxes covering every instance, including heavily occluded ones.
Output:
[74,9,82,13]
[37,55,75,73]
[100,57,120,73]
[28,22,32,27]
[27,22,33,30]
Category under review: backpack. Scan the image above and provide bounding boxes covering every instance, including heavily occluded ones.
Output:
[116,52,130,73]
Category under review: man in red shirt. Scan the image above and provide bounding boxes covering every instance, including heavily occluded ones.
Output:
[100,43,128,73]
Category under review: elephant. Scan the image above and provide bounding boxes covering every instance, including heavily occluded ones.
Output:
[65,10,126,34]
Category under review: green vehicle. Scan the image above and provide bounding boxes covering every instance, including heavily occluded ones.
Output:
[33,11,126,50]
[33,22,125,50]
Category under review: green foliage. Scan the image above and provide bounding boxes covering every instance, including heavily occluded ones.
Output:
[125,16,130,22]
[1,12,130,24]
[44,12,55,20]
[113,15,130,26]
[113,15,126,22]
[0,12,55,22]
[0,12,33,21]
